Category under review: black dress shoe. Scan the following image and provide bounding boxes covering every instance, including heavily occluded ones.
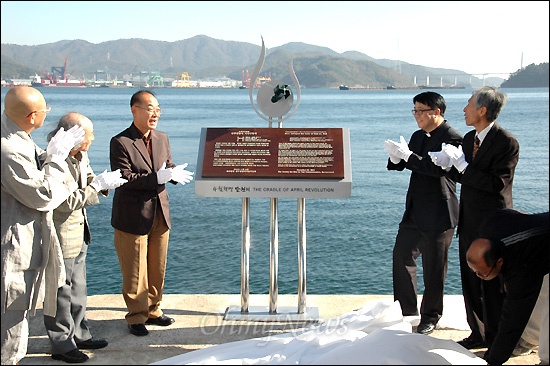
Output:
[76,337,108,349]
[457,335,486,349]
[416,322,436,335]
[51,349,89,363]
[128,323,149,336]
[145,314,175,326]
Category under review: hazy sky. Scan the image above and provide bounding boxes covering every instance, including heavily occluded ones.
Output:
[2,1,548,76]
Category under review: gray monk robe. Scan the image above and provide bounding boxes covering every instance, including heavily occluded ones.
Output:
[1,113,76,364]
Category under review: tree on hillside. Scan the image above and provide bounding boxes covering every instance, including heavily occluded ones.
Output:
[501,63,549,88]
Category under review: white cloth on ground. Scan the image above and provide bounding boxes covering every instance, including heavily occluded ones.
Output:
[151,298,484,365]
[520,274,549,363]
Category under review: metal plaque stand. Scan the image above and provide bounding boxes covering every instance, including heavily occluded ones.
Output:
[224,39,318,321]
[224,117,319,322]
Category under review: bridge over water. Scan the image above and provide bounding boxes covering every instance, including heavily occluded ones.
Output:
[413,72,513,87]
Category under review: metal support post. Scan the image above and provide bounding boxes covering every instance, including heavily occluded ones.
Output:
[297,198,306,313]
[240,197,250,313]
[269,197,279,313]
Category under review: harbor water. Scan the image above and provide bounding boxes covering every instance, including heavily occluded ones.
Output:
[1,87,548,296]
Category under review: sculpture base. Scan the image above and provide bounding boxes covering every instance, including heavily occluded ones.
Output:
[224,305,320,322]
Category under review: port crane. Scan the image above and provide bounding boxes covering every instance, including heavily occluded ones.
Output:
[241,69,271,89]
[173,72,192,87]
[43,55,74,82]
[148,72,164,87]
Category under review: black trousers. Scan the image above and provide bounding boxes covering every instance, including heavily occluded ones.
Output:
[392,218,455,324]
[458,230,506,346]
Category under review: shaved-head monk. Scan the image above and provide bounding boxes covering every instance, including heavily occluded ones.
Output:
[1,86,84,365]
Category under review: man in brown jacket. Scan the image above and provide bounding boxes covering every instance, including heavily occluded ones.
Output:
[109,90,193,336]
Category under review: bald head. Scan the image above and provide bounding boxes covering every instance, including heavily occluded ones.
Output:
[56,112,91,130]
[47,112,95,154]
[3,86,48,133]
[467,238,503,280]
[467,238,492,266]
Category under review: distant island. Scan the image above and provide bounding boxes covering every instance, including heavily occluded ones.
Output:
[500,62,549,87]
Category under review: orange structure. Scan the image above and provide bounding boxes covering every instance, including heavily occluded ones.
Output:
[241,69,271,89]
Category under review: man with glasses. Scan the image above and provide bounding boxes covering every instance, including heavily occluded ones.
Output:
[466,208,549,365]
[28,104,52,116]
[1,86,85,365]
[383,91,463,335]
[109,90,194,337]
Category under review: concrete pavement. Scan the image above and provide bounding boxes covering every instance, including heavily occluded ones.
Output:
[19,294,541,365]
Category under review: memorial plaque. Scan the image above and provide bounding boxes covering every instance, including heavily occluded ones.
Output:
[201,128,345,179]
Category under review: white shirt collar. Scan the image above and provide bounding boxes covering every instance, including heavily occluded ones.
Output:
[476,122,494,145]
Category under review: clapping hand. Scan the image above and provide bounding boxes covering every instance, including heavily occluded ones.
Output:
[428,149,453,170]
[90,169,128,191]
[384,135,412,162]
[441,143,468,172]
[384,140,401,164]
[156,162,173,184]
[171,163,194,185]
[46,125,86,159]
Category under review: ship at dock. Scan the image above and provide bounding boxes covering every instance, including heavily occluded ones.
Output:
[31,74,86,88]
[31,55,86,88]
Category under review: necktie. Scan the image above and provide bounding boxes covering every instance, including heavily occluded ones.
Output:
[143,134,152,157]
[473,136,480,159]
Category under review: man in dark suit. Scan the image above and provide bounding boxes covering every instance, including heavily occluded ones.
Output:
[466,208,549,365]
[384,91,463,335]
[431,86,520,350]
[110,90,194,337]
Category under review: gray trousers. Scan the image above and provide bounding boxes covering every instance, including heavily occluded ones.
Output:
[44,242,92,354]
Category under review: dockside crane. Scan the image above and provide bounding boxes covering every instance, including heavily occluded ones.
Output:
[41,55,75,82]
[50,55,69,81]
[241,69,272,89]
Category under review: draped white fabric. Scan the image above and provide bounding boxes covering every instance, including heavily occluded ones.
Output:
[151,297,485,365]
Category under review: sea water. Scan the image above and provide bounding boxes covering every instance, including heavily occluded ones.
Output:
[1,87,548,296]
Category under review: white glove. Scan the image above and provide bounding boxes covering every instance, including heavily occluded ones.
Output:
[46,125,86,159]
[171,163,194,185]
[442,143,468,172]
[428,150,453,170]
[383,140,401,164]
[90,169,128,191]
[103,170,128,189]
[156,162,173,184]
[384,135,413,162]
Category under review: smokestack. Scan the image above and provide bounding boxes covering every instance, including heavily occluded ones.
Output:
[520,52,523,69]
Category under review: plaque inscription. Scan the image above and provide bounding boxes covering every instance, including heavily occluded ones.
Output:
[202,128,344,179]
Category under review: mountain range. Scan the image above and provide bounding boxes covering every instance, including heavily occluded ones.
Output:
[1,35,509,88]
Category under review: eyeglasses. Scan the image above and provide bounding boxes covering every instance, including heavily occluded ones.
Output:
[135,105,162,115]
[27,105,51,117]
[473,262,497,279]
[411,108,434,116]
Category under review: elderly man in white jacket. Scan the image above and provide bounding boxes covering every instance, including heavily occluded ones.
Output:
[43,112,127,363]
[1,86,84,365]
